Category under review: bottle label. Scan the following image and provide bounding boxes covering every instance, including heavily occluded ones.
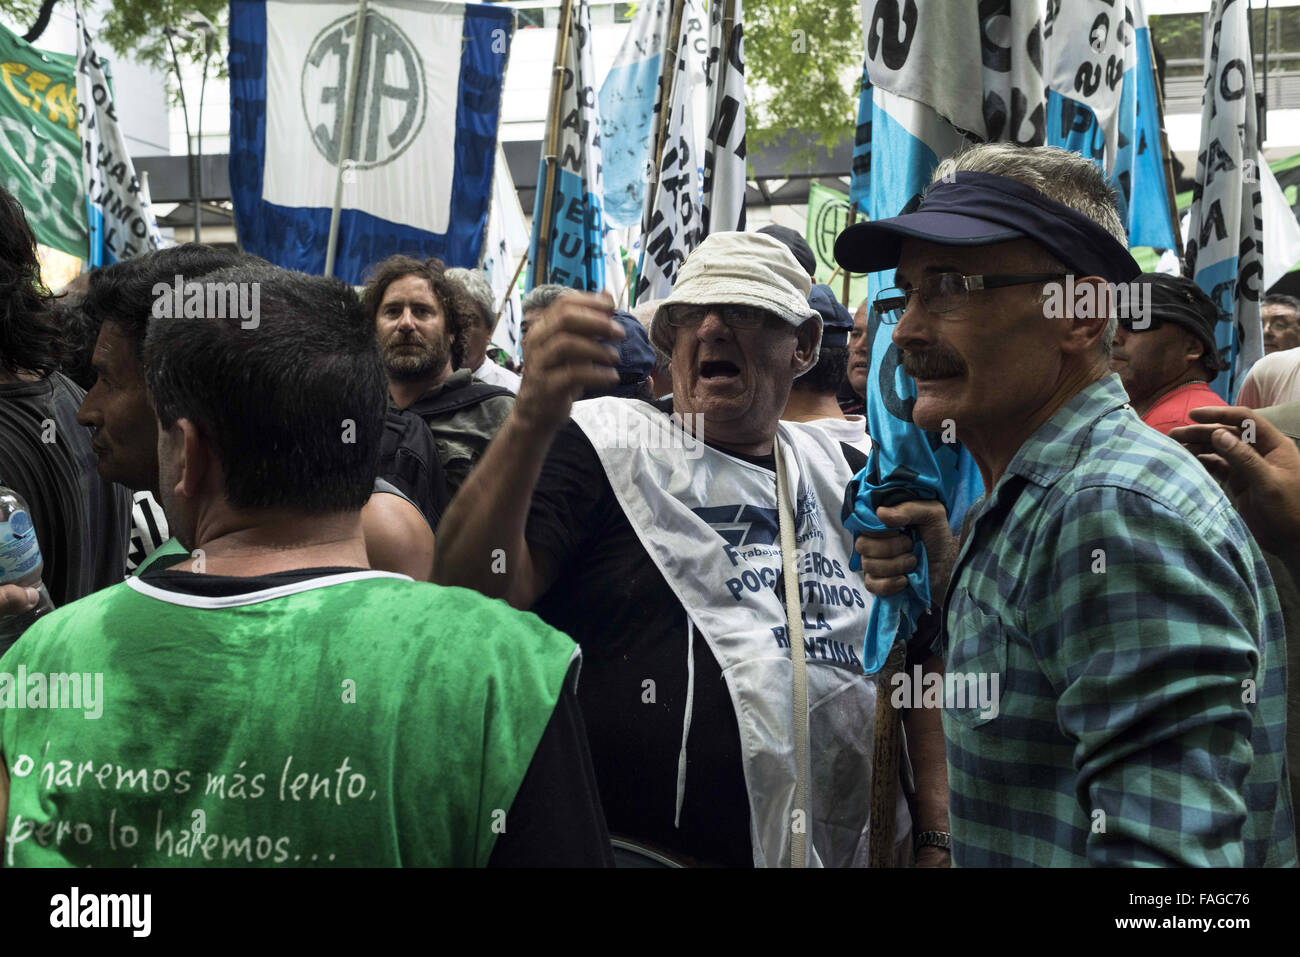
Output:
[0,510,42,583]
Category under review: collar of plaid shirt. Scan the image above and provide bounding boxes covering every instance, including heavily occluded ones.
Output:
[935,373,1298,867]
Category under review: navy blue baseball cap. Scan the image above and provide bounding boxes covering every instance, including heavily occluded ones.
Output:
[610,309,655,384]
[807,284,853,348]
[834,171,1141,283]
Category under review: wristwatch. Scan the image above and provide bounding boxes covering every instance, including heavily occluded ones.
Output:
[915,830,951,852]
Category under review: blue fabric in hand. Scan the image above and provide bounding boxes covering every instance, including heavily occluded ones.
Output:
[842,453,944,675]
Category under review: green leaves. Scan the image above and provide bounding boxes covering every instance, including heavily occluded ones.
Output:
[745,0,863,168]
[6,0,228,80]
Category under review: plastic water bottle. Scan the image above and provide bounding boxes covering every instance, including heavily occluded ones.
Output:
[0,484,55,647]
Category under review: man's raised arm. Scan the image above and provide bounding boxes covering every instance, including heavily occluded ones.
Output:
[432,292,623,608]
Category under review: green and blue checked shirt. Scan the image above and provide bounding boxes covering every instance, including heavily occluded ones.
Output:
[937,374,1297,867]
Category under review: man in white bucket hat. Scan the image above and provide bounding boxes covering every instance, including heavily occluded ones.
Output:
[435,231,946,867]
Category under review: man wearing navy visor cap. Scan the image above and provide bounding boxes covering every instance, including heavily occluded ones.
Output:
[843,142,1296,867]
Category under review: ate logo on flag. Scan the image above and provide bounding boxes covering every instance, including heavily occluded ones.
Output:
[302,12,427,169]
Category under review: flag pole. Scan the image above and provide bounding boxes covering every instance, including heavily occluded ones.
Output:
[1146,25,1184,267]
[495,250,529,325]
[324,0,369,279]
[643,0,686,235]
[534,0,576,286]
[840,204,856,307]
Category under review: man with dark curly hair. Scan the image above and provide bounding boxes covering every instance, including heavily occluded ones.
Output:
[0,185,131,648]
[363,255,514,495]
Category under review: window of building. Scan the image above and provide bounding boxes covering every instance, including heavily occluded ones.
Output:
[516,6,545,29]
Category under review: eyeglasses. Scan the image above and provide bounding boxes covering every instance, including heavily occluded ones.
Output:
[1117,315,1164,333]
[664,303,778,329]
[1265,318,1298,333]
[872,272,1067,324]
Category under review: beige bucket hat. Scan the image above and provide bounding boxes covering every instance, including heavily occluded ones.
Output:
[649,231,822,374]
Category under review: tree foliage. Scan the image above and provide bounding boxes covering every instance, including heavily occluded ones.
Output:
[744,0,862,164]
[4,0,228,77]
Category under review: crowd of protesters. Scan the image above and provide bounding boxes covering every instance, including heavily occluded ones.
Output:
[0,141,1297,868]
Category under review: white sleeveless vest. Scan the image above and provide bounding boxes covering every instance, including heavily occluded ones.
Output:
[570,398,908,866]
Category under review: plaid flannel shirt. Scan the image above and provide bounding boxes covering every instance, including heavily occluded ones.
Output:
[937,374,1298,867]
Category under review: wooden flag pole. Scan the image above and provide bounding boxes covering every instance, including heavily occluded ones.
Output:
[867,639,907,867]
[719,0,736,99]
[840,204,856,307]
[533,0,575,286]
[1146,26,1185,266]
[494,250,529,326]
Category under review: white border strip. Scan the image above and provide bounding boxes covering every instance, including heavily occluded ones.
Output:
[124,569,411,609]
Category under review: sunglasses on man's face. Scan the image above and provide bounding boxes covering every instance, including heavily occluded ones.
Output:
[1117,316,1164,333]
[664,304,782,330]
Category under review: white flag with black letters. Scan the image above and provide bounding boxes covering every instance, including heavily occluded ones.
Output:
[635,12,701,304]
[75,0,164,265]
[1044,0,1130,172]
[1185,0,1263,400]
[701,0,745,236]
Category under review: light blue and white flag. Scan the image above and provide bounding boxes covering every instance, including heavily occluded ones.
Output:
[1185,0,1262,400]
[598,0,674,230]
[228,0,512,284]
[527,0,621,295]
[845,0,1052,673]
[75,0,163,266]
[1043,0,1128,174]
[1044,0,1176,250]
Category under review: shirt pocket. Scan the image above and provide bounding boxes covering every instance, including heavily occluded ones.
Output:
[942,587,1008,730]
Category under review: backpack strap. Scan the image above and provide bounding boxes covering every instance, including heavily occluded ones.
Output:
[405,381,514,419]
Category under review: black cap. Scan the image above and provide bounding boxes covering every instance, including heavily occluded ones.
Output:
[758,224,817,277]
[1129,273,1229,372]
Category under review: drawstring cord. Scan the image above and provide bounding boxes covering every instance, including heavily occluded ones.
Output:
[674,616,697,828]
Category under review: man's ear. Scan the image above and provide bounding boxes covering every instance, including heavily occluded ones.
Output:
[171,418,212,501]
[1060,275,1111,356]
[792,319,820,373]
[1183,329,1206,364]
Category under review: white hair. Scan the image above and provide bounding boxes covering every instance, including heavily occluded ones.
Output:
[444,267,495,329]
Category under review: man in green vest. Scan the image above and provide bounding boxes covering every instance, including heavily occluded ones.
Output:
[0,262,611,867]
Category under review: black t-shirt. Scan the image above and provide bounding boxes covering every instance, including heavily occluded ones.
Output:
[140,560,613,868]
[525,404,865,866]
[0,374,134,611]
[0,374,132,622]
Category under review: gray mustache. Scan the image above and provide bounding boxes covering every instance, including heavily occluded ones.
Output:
[901,350,965,379]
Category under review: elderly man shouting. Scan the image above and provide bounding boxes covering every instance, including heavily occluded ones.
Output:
[435,232,947,867]
[840,143,1296,867]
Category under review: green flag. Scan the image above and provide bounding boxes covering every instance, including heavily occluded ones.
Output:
[0,24,86,258]
[806,182,870,312]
